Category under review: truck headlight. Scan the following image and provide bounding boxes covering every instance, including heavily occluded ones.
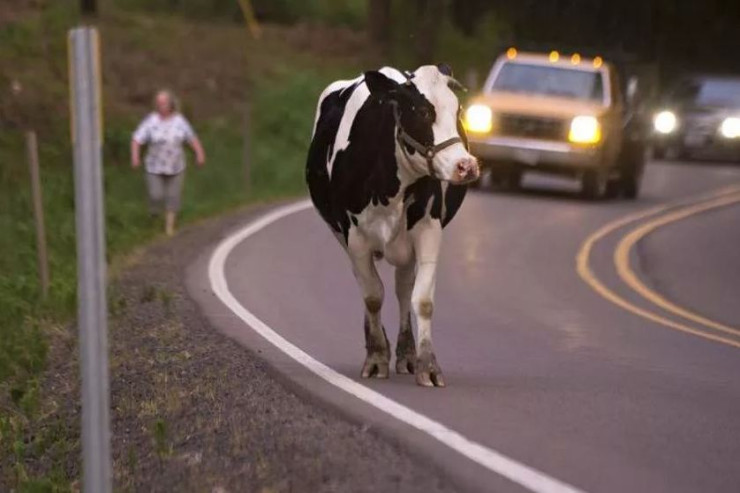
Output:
[720,117,740,139]
[568,116,601,144]
[654,111,677,134]
[464,104,493,133]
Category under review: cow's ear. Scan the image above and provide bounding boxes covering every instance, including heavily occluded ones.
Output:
[364,71,398,96]
[437,63,454,77]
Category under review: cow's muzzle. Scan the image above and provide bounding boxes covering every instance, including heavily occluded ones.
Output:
[453,156,480,184]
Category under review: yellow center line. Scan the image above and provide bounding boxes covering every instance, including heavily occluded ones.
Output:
[615,193,740,338]
[576,185,740,350]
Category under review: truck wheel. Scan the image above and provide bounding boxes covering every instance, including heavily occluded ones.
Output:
[605,179,621,199]
[488,170,504,188]
[504,169,523,191]
[621,172,641,199]
[470,163,492,189]
[665,145,687,162]
[581,169,608,200]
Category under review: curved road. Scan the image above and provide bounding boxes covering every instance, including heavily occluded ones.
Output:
[190,161,740,493]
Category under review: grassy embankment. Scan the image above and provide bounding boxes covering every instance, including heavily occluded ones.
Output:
[0,1,369,488]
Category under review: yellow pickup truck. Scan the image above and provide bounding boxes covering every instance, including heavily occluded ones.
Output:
[465,49,645,199]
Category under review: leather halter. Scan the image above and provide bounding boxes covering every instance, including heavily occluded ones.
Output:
[389,101,463,177]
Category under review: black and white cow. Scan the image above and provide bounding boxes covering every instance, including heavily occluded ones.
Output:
[306,65,479,387]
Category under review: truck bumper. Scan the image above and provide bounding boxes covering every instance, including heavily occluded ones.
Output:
[469,136,602,169]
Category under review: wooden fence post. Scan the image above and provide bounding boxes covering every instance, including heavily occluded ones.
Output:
[243,94,252,194]
[236,0,261,195]
[26,130,50,299]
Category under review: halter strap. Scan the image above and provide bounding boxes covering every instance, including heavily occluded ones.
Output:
[389,100,463,177]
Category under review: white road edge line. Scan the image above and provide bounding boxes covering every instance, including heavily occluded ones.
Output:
[208,199,586,493]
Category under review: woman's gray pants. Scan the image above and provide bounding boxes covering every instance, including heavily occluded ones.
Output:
[146,172,184,213]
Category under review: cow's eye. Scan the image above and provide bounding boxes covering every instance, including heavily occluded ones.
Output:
[419,107,433,122]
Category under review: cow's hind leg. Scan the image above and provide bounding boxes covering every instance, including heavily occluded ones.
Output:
[394,262,416,374]
[350,251,390,379]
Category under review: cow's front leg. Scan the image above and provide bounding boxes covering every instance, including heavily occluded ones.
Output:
[349,250,390,379]
[394,262,416,374]
[411,222,445,388]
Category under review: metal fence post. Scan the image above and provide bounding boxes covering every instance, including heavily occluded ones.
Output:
[69,26,111,493]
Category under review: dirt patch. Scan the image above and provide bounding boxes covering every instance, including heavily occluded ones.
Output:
[2,205,458,492]
[0,0,44,27]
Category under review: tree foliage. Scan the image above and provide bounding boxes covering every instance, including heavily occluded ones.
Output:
[81,0,96,15]
[449,0,740,72]
[112,0,740,73]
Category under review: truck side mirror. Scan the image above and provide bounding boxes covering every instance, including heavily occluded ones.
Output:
[626,77,639,106]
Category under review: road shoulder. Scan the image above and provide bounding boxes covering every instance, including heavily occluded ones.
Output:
[7,202,460,492]
[118,202,461,492]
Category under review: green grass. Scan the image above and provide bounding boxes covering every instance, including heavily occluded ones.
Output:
[0,67,327,383]
[0,2,363,489]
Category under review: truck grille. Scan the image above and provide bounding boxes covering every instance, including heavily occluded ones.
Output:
[498,114,567,141]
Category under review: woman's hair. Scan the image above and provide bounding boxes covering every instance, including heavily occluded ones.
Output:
[154,89,180,113]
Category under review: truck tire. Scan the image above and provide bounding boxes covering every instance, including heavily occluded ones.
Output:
[618,142,645,199]
[621,171,641,199]
[665,144,687,162]
[605,179,621,199]
[504,169,523,191]
[470,162,492,189]
[581,169,608,200]
[652,145,665,160]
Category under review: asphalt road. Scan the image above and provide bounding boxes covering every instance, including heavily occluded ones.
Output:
[193,161,740,493]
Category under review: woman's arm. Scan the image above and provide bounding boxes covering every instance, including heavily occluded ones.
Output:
[131,139,142,168]
[189,137,206,166]
[132,115,152,168]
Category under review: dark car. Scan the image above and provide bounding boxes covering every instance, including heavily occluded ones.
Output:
[652,76,740,161]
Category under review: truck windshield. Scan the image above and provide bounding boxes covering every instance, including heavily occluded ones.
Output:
[492,62,604,103]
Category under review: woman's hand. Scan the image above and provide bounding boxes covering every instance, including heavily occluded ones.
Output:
[191,137,206,167]
[131,139,142,169]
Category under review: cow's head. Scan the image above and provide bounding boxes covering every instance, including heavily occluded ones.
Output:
[364,65,479,184]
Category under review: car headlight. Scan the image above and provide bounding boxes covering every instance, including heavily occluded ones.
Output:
[720,117,740,139]
[654,111,677,134]
[464,104,493,133]
[568,116,602,144]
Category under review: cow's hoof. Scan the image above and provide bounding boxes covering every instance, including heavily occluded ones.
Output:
[395,356,416,375]
[415,371,445,387]
[415,352,445,388]
[361,357,390,379]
